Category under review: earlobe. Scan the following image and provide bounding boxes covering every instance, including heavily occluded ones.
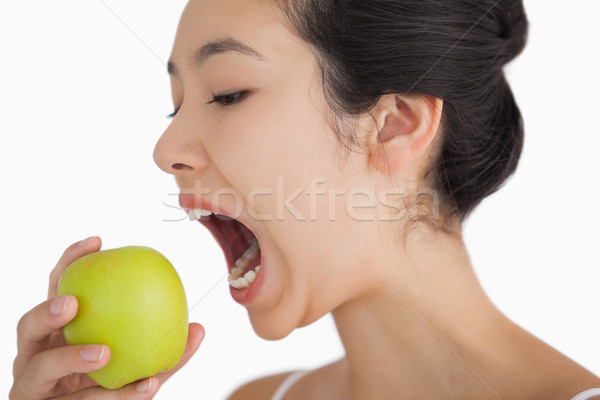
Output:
[368,94,443,172]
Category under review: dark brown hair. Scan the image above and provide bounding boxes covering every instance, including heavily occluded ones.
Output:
[272,0,529,225]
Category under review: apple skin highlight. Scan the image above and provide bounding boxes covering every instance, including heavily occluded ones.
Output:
[57,246,188,389]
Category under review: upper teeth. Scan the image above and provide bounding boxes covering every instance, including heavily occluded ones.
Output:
[187,208,213,220]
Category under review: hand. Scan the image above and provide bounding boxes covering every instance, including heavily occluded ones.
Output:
[10,237,205,399]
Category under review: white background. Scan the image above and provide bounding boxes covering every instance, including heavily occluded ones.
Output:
[1,1,598,398]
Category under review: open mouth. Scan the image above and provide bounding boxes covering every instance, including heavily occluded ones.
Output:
[188,210,262,291]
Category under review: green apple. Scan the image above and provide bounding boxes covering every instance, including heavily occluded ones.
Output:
[57,245,188,389]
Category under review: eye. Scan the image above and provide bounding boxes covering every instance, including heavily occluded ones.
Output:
[166,106,180,120]
[207,91,249,107]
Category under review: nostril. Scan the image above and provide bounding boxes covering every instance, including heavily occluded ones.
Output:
[172,163,192,171]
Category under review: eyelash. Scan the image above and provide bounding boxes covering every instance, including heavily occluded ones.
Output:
[166,91,249,119]
[166,108,179,119]
[208,91,249,107]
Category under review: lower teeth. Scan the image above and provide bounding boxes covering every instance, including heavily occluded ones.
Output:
[228,239,261,289]
[228,265,260,289]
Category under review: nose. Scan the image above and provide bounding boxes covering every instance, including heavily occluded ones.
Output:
[153,114,210,176]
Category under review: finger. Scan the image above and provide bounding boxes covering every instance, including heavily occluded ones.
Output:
[156,322,204,385]
[51,376,160,400]
[19,344,110,398]
[15,295,78,372]
[48,236,102,298]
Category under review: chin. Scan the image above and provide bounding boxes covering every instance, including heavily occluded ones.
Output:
[249,317,296,341]
[249,300,333,340]
[247,301,308,341]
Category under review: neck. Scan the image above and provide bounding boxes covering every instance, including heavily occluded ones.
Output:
[330,225,517,400]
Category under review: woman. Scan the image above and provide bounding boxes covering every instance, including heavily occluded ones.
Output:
[10,0,600,399]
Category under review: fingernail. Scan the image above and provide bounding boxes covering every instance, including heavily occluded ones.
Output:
[136,377,153,393]
[50,296,70,316]
[78,236,97,246]
[80,345,105,362]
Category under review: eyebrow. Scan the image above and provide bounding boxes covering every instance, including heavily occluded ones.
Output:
[167,37,266,76]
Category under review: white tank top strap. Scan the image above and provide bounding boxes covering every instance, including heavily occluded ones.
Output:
[570,388,600,400]
[270,369,311,400]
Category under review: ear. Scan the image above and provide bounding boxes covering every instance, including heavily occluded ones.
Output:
[367,94,443,172]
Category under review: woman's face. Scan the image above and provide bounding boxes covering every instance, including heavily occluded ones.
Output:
[154,0,387,339]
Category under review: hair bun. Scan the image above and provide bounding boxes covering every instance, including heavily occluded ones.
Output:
[495,0,529,65]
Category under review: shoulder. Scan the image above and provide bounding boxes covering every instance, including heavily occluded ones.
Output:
[226,371,298,400]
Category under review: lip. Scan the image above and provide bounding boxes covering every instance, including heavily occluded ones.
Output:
[178,192,267,304]
[178,193,260,249]
[178,193,224,215]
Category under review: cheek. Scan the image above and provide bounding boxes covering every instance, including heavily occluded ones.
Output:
[213,84,340,205]
[207,78,361,275]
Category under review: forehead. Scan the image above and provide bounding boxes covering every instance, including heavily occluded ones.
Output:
[171,0,298,68]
